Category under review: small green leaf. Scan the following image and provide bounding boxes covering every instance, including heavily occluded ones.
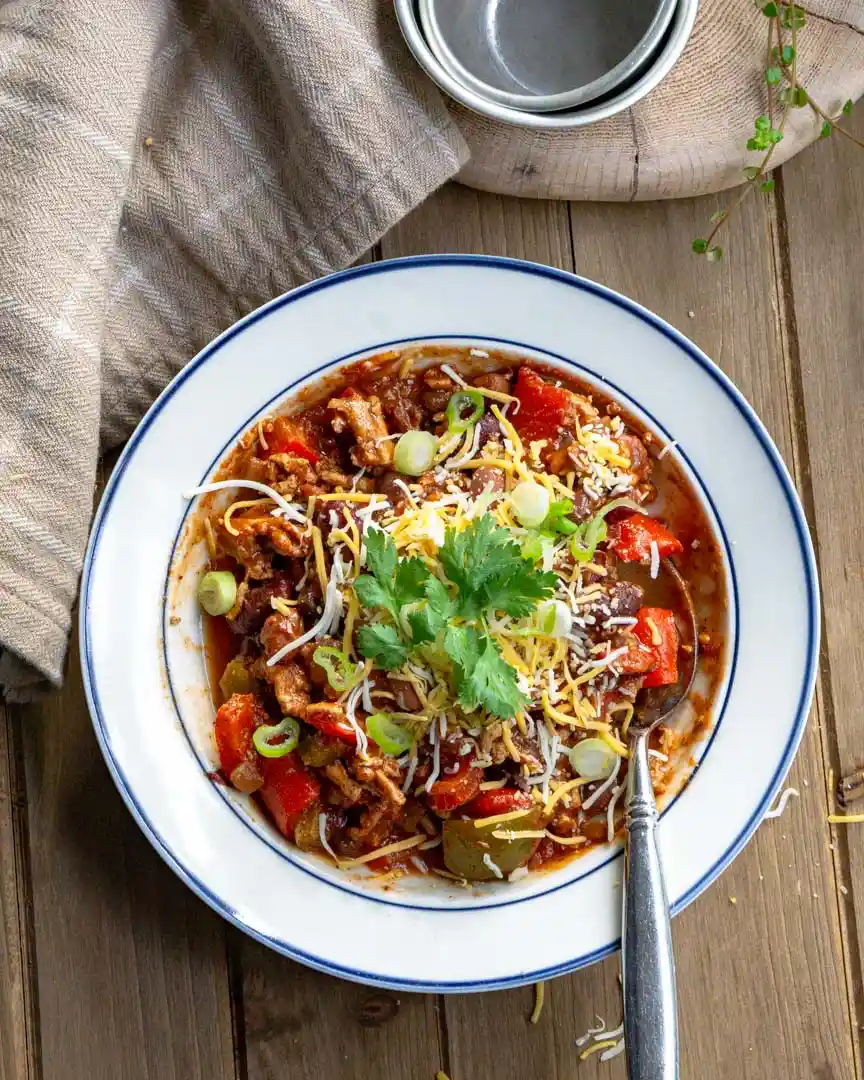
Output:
[743,165,761,180]
[762,1,778,14]
[692,238,708,254]
[765,66,782,86]
[706,246,723,262]
[843,99,853,116]
[793,86,808,107]
[780,3,806,29]
[356,624,409,670]
[760,177,775,193]
[819,121,832,139]
[781,45,795,64]
[710,210,727,225]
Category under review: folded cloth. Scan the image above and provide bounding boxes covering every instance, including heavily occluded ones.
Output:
[0,0,467,699]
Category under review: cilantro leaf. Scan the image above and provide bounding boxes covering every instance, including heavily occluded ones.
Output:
[440,518,554,620]
[482,562,558,619]
[356,624,408,670]
[452,634,529,719]
[393,556,431,606]
[354,531,429,622]
[364,527,397,582]
[425,576,455,619]
[444,624,479,672]
[407,606,443,645]
[353,575,392,614]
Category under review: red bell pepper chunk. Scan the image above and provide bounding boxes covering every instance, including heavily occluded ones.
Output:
[259,752,321,836]
[427,765,483,813]
[632,607,680,688]
[304,703,358,745]
[606,513,683,563]
[466,787,533,818]
[511,367,573,443]
[214,693,268,778]
[265,417,320,465]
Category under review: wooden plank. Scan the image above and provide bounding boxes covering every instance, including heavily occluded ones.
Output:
[378,181,853,1080]
[0,704,37,1080]
[240,940,444,1080]
[779,108,864,1046]
[14,451,237,1080]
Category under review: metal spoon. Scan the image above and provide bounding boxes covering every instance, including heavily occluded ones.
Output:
[622,559,699,1080]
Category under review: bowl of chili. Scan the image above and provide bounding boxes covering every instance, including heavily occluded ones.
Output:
[81,255,818,991]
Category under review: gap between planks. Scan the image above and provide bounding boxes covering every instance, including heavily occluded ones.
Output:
[0,701,40,1080]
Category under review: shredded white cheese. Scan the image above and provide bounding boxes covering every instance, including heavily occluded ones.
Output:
[649,539,660,580]
[764,786,800,820]
[482,853,504,879]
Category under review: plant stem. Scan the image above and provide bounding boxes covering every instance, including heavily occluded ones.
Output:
[766,16,776,129]
[807,98,864,149]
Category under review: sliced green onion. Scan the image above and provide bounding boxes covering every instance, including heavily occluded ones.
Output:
[198,570,237,616]
[511,481,550,529]
[366,713,414,756]
[393,430,438,476]
[541,498,578,536]
[446,390,484,434]
[520,534,544,562]
[313,646,364,692]
[537,599,572,638]
[568,737,618,781]
[253,717,300,758]
[569,514,609,562]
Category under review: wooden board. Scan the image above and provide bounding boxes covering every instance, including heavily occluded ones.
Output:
[3,135,864,1080]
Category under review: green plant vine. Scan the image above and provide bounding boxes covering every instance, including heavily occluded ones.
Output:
[692,2,863,261]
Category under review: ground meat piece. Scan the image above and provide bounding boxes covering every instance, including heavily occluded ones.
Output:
[295,574,323,620]
[368,375,424,432]
[266,662,310,717]
[350,800,400,850]
[327,389,394,467]
[264,454,318,494]
[470,466,505,496]
[615,674,645,700]
[548,808,580,836]
[472,372,512,394]
[318,468,356,490]
[423,367,458,391]
[608,581,644,617]
[569,488,594,523]
[228,574,293,636]
[325,761,365,805]
[218,516,309,580]
[353,755,403,783]
[564,392,600,428]
[259,609,304,657]
[618,433,651,478]
[423,389,451,413]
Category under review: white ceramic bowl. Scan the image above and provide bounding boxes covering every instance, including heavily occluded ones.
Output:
[395,0,699,129]
[81,256,818,991]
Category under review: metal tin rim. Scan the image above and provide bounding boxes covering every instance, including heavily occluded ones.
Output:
[394,0,698,130]
[417,0,678,113]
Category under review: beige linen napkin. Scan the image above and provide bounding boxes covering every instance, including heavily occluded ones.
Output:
[0,0,467,698]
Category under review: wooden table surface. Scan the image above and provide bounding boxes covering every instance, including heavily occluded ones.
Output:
[2,112,863,1080]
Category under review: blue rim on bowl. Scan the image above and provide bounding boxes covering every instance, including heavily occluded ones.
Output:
[80,255,819,992]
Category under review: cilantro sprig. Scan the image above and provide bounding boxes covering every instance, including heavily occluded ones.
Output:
[353,520,556,720]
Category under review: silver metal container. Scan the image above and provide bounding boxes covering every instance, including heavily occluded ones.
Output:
[394,0,698,131]
[418,0,678,113]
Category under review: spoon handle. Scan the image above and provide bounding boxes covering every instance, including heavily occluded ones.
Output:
[622,731,678,1080]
